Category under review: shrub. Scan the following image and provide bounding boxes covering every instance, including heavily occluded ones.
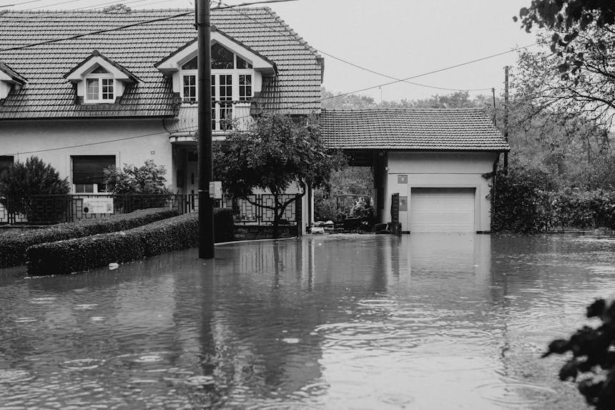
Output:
[490,169,553,233]
[543,297,615,409]
[26,213,199,276]
[349,196,374,219]
[104,160,172,212]
[0,156,71,223]
[0,207,178,268]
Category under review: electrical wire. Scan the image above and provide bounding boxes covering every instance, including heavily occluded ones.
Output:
[0,0,43,8]
[222,3,502,94]
[0,5,535,155]
[0,11,193,52]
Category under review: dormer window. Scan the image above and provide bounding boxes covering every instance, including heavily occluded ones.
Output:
[155,29,277,133]
[178,44,254,103]
[0,61,27,100]
[85,67,115,102]
[64,50,140,105]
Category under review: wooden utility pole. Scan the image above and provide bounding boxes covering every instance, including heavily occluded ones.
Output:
[197,0,214,259]
[504,66,509,174]
[491,87,497,127]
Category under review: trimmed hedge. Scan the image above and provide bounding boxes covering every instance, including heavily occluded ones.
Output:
[0,208,178,268]
[492,170,615,233]
[26,213,199,276]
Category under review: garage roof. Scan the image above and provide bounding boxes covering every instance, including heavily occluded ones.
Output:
[320,108,510,152]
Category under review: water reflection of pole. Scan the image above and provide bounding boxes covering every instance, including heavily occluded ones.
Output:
[199,261,219,397]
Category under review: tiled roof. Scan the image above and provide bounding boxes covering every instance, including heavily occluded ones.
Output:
[0,8,322,119]
[320,108,510,152]
[64,50,142,83]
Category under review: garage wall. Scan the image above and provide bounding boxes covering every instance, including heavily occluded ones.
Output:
[383,151,499,233]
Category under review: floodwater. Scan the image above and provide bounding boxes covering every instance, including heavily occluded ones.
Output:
[1,234,613,409]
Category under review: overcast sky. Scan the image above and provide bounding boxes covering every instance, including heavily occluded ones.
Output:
[3,0,539,102]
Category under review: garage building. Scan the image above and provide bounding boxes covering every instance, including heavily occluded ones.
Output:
[320,108,510,233]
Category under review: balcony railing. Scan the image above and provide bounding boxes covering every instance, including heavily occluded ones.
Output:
[164,102,253,137]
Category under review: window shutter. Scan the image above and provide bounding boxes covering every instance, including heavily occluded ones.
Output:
[72,156,115,185]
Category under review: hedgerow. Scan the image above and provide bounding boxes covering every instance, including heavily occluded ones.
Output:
[0,208,178,268]
[25,209,235,276]
[26,213,199,276]
[491,170,615,233]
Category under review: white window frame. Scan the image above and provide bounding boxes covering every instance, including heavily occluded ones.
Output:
[179,49,254,132]
[84,73,115,103]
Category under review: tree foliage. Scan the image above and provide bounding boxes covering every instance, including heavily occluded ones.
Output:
[104,160,171,195]
[543,296,615,410]
[104,160,171,212]
[0,156,70,222]
[214,113,346,236]
[514,1,615,128]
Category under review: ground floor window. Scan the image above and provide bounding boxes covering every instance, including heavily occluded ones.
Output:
[0,156,13,176]
[72,155,115,194]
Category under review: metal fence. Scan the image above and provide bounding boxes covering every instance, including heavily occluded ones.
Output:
[0,194,300,226]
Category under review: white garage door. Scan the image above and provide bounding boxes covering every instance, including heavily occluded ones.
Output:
[410,188,475,233]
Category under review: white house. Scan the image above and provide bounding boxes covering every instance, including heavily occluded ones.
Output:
[0,5,323,227]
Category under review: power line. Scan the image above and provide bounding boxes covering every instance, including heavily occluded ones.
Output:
[223,3,502,94]
[0,7,538,155]
[74,0,156,11]
[0,11,193,52]
[0,0,43,8]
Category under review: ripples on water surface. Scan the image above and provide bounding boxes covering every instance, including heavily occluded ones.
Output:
[1,233,614,409]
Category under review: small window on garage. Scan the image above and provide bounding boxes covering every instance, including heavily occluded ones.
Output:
[72,155,115,194]
[0,156,13,176]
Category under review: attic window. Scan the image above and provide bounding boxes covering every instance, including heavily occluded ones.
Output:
[181,57,198,70]
[237,55,252,69]
[85,76,114,102]
[64,51,140,104]
[212,43,234,69]
[91,66,109,74]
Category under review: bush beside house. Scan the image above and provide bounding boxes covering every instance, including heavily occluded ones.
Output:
[0,207,178,268]
[491,170,615,233]
[0,156,71,224]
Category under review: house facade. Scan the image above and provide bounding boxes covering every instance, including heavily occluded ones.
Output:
[320,108,510,233]
[0,6,322,227]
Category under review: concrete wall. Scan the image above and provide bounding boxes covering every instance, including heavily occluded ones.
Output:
[384,151,499,232]
[0,118,175,191]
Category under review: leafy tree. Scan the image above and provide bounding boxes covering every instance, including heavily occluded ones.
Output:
[543,296,615,410]
[104,160,171,195]
[314,167,373,221]
[514,1,615,128]
[321,87,378,110]
[104,160,171,212]
[0,156,70,222]
[214,113,346,238]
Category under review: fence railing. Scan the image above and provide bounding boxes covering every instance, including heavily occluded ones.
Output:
[0,194,300,226]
